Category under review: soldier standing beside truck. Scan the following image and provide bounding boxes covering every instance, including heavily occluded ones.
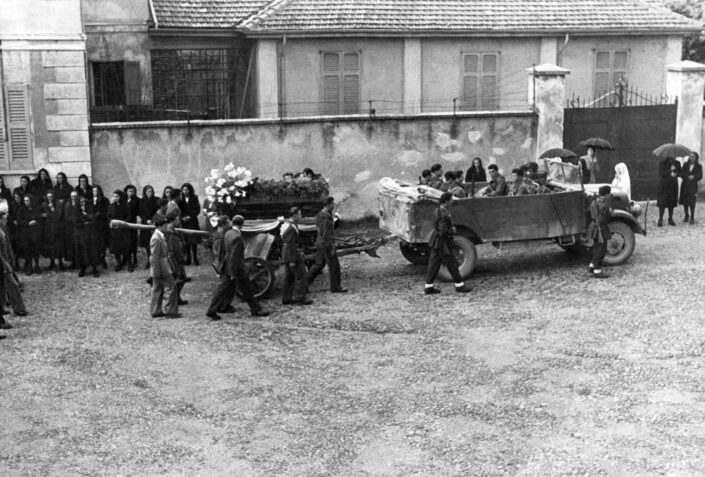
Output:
[588,185,613,279]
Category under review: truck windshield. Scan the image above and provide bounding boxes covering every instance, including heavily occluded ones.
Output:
[544,159,582,186]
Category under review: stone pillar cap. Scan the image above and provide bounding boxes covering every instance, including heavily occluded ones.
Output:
[666,60,705,72]
[526,63,571,76]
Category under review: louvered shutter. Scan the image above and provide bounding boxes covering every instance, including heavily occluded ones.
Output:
[125,61,141,105]
[480,54,497,110]
[322,53,340,115]
[5,86,32,169]
[342,53,360,114]
[462,54,479,110]
[0,91,7,169]
[594,51,611,96]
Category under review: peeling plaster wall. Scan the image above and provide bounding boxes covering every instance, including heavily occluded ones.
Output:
[91,113,536,219]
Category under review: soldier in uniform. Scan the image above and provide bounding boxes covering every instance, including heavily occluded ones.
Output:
[424,192,472,294]
[281,207,312,305]
[209,215,236,314]
[164,210,188,306]
[483,164,507,196]
[427,164,445,189]
[588,185,613,279]
[308,197,348,293]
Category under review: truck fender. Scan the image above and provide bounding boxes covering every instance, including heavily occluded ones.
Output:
[610,210,646,236]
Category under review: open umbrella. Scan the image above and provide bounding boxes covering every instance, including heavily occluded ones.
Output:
[652,143,692,158]
[579,137,614,150]
[539,148,577,160]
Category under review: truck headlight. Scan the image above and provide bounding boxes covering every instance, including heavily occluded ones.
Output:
[630,202,642,218]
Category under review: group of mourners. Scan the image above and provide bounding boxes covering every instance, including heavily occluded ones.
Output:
[657,152,702,226]
[419,157,549,198]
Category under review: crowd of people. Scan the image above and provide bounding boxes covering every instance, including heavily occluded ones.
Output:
[657,152,702,226]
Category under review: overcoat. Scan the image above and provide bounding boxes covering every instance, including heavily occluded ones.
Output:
[657,158,681,208]
[107,201,132,255]
[679,162,703,207]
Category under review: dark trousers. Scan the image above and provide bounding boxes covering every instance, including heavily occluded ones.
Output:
[1,271,26,315]
[658,206,674,220]
[282,260,308,302]
[684,204,695,217]
[591,238,608,269]
[308,244,341,291]
[425,248,462,284]
[207,272,259,315]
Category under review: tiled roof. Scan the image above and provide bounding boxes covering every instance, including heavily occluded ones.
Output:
[152,0,275,28]
[151,0,703,33]
[247,0,703,34]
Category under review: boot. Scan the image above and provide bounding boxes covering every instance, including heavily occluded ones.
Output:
[192,246,199,266]
[184,247,191,266]
[34,259,41,275]
[47,260,56,271]
[127,254,135,273]
[92,266,100,278]
[78,266,86,277]
[58,260,66,271]
[115,255,123,272]
[24,261,32,276]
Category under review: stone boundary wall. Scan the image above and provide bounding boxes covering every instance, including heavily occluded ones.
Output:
[90,111,537,219]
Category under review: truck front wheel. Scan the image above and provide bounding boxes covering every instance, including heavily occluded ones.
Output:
[439,235,477,281]
[602,221,636,265]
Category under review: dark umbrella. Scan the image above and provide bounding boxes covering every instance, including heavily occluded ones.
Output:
[652,143,692,158]
[539,148,578,160]
[579,137,614,150]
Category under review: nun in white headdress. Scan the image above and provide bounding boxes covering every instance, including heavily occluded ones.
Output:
[611,163,631,200]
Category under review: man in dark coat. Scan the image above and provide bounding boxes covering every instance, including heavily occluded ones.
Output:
[164,210,188,306]
[308,197,348,293]
[424,192,472,294]
[0,211,26,324]
[657,156,680,226]
[680,152,702,225]
[588,185,613,279]
[281,207,312,306]
[209,215,236,314]
[206,215,268,321]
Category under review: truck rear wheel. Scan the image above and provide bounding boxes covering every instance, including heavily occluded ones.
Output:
[603,221,636,266]
[399,241,430,265]
[439,235,477,281]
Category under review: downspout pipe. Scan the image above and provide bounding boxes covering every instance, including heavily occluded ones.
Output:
[148,0,159,29]
[558,32,570,66]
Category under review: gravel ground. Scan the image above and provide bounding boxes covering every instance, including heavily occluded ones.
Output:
[1,208,705,476]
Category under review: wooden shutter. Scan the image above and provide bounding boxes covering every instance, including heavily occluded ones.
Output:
[594,51,612,96]
[342,52,360,114]
[5,86,32,169]
[462,54,479,111]
[125,61,141,105]
[0,90,7,169]
[322,52,340,115]
[480,54,497,110]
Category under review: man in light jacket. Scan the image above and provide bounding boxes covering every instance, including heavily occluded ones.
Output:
[150,215,180,318]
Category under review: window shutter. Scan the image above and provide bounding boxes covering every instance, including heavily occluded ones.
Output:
[594,51,612,96]
[480,54,497,110]
[342,53,360,114]
[323,75,340,115]
[125,61,141,105]
[462,54,479,110]
[613,51,628,86]
[0,91,7,169]
[5,86,32,169]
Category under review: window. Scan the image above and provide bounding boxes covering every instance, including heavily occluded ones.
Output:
[0,85,32,169]
[462,53,498,111]
[322,51,360,115]
[594,50,629,96]
[152,49,245,120]
[91,61,142,107]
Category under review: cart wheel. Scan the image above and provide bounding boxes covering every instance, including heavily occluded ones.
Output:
[438,235,477,281]
[602,221,636,266]
[241,257,275,299]
[399,241,430,265]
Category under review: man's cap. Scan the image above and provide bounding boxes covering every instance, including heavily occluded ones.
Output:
[599,185,611,195]
[511,167,524,176]
[232,215,244,226]
[487,164,498,171]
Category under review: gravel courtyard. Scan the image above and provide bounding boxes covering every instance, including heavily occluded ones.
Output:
[2,209,704,476]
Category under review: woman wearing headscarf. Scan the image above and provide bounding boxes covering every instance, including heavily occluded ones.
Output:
[123,184,140,272]
[75,174,93,201]
[17,195,42,274]
[73,196,100,278]
[29,168,53,204]
[63,190,80,269]
[52,172,73,205]
[139,185,160,269]
[13,175,31,200]
[178,182,201,266]
[610,163,631,201]
[162,185,173,201]
[680,152,702,225]
[90,185,110,268]
[9,192,24,270]
[465,157,487,183]
[107,189,131,271]
[0,176,12,205]
[41,191,65,271]
[657,156,680,227]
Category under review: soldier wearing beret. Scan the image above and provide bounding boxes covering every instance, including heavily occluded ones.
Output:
[308,197,348,294]
[588,185,613,279]
[424,192,472,294]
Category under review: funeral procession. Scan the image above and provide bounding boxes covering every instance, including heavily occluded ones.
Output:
[2,0,705,475]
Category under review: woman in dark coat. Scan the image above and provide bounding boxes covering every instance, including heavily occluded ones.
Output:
[0,176,12,204]
[657,156,681,226]
[63,191,80,268]
[465,157,487,183]
[680,152,702,225]
[123,184,140,272]
[75,174,93,201]
[90,185,110,268]
[29,168,53,204]
[41,191,65,271]
[9,192,24,270]
[138,185,160,269]
[17,195,42,274]
[179,182,201,266]
[53,172,73,205]
[73,196,100,277]
[107,189,131,271]
[13,175,31,200]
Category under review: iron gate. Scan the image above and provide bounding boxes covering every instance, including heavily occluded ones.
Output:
[563,86,677,200]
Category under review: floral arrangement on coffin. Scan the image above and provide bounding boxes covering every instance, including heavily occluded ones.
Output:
[204,163,254,206]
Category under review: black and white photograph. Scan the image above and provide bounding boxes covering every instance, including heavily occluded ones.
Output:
[1,0,705,474]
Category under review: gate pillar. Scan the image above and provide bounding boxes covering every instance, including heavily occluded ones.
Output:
[666,60,705,158]
[527,64,570,158]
